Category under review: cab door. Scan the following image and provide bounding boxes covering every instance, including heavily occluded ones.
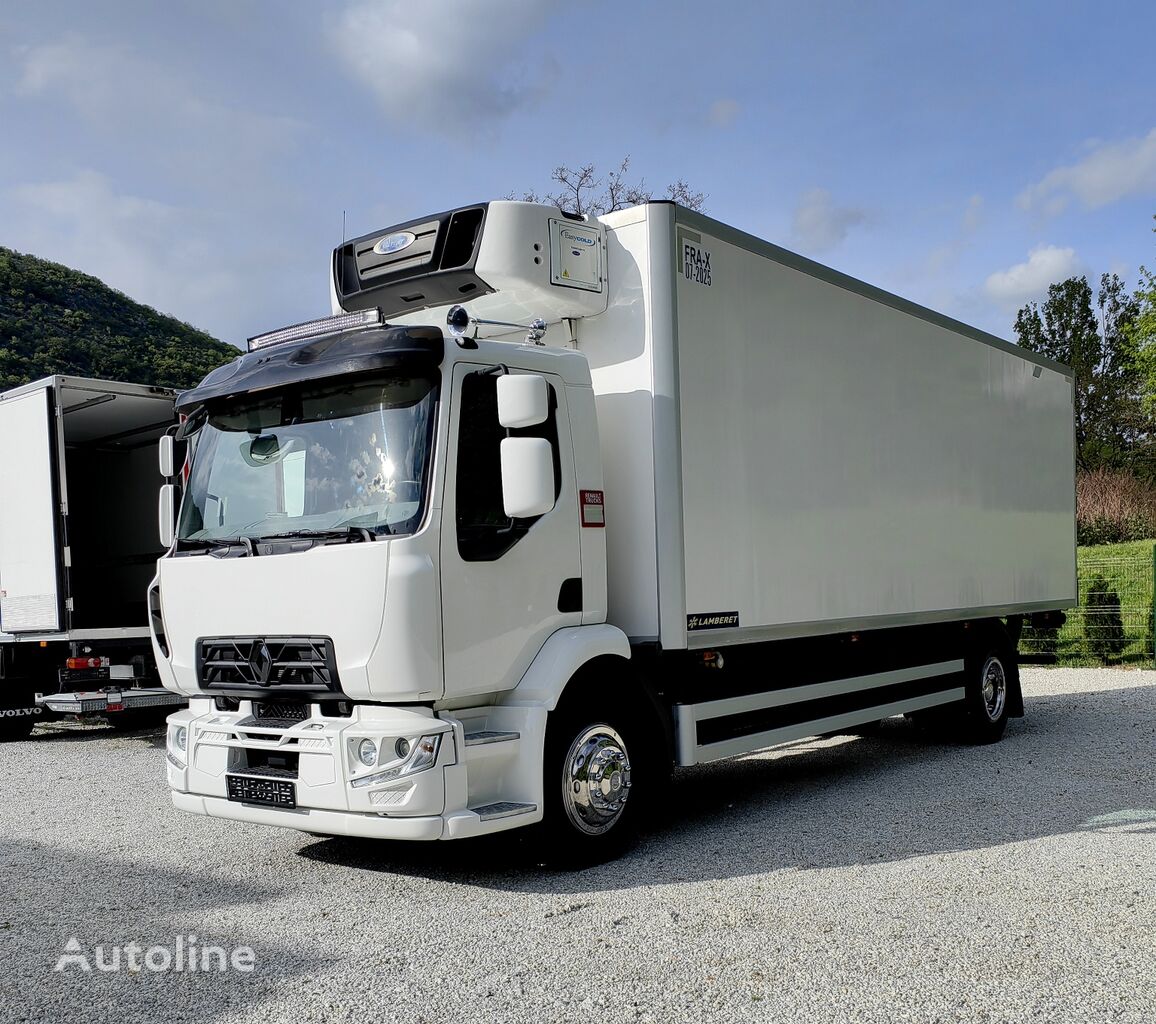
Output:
[439,364,582,700]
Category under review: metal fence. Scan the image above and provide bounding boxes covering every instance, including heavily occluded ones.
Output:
[1019,547,1156,667]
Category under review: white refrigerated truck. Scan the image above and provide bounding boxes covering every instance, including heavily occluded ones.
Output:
[155,200,1075,858]
[0,376,185,738]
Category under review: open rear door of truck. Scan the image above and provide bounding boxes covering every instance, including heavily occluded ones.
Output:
[0,383,64,633]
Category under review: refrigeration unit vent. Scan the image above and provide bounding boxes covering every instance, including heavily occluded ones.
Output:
[334,204,491,317]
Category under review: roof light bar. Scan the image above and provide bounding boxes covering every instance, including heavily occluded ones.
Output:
[247,308,385,352]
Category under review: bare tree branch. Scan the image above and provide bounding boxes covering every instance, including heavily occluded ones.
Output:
[517,156,705,216]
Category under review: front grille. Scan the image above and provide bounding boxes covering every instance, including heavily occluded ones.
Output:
[197,637,340,694]
[253,701,309,722]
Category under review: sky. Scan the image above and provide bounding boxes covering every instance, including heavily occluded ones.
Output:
[2,0,1155,347]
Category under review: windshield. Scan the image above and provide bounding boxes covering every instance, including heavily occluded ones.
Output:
[178,373,438,543]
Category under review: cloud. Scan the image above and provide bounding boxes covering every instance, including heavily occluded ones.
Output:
[961,193,983,232]
[1018,128,1156,214]
[708,98,740,128]
[329,0,561,132]
[6,171,238,334]
[790,187,867,253]
[984,244,1082,311]
[1,169,324,345]
[927,194,985,274]
[15,36,301,183]
[7,36,318,342]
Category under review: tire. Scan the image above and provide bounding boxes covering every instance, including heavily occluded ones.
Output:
[956,640,1013,744]
[0,716,36,741]
[538,691,657,866]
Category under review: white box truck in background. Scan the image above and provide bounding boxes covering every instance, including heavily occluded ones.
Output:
[155,201,1075,860]
[0,376,186,738]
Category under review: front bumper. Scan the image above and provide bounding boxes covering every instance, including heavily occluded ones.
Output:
[171,791,446,839]
[165,699,464,840]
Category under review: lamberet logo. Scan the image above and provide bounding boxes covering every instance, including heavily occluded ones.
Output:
[687,611,740,631]
[54,935,256,973]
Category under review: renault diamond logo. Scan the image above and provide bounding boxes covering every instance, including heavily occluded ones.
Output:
[249,642,273,684]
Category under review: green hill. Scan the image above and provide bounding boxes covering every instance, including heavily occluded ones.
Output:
[0,246,240,390]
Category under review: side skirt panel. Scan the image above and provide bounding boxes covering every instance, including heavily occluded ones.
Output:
[673,659,964,766]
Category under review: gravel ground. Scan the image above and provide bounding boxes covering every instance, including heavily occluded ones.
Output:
[2,667,1154,1024]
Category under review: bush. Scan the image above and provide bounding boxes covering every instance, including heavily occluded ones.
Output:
[1084,574,1128,661]
[1076,469,1156,545]
[1020,622,1059,660]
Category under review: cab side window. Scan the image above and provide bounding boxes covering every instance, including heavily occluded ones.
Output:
[456,371,560,562]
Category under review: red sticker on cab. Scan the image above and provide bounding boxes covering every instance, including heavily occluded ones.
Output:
[579,490,605,528]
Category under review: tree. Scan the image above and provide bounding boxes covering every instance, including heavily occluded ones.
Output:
[1131,216,1156,416]
[1014,273,1145,471]
[512,156,705,217]
[0,246,238,390]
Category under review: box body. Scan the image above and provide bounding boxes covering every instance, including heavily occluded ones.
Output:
[582,205,1076,649]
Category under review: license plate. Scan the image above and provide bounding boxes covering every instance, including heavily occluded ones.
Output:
[226,774,297,808]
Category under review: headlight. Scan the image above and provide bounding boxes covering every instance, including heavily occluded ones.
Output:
[351,733,443,789]
[394,737,411,759]
[356,738,378,767]
[175,726,187,752]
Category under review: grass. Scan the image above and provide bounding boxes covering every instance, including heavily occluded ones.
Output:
[1021,539,1156,667]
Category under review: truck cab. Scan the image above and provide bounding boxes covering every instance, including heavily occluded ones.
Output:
[157,204,638,852]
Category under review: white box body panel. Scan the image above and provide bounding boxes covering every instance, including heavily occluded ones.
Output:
[583,205,1077,649]
[0,376,177,640]
[0,386,62,632]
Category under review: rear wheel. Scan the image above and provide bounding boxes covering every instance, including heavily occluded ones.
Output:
[957,641,1012,744]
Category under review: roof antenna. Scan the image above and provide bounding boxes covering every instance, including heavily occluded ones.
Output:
[341,209,347,245]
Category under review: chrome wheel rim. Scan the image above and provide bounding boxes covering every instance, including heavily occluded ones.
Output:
[980,656,1007,722]
[562,724,632,836]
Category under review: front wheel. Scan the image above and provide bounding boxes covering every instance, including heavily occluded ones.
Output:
[539,699,653,865]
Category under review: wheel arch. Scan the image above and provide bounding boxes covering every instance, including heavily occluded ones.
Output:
[498,626,674,810]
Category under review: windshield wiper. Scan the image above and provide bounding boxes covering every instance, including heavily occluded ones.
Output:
[256,527,377,544]
[177,536,256,556]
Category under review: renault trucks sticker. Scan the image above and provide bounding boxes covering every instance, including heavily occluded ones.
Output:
[687,611,739,631]
[579,490,605,527]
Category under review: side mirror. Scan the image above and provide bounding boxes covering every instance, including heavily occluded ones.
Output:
[158,484,176,548]
[159,434,174,478]
[500,438,555,518]
[497,374,548,428]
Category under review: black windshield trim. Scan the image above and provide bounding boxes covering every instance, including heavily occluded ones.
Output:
[177,325,443,414]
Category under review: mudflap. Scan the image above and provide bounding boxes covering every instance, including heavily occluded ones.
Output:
[0,697,50,739]
[1007,663,1025,718]
[1004,615,1026,718]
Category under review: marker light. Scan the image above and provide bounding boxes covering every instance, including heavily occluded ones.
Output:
[247,308,385,351]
